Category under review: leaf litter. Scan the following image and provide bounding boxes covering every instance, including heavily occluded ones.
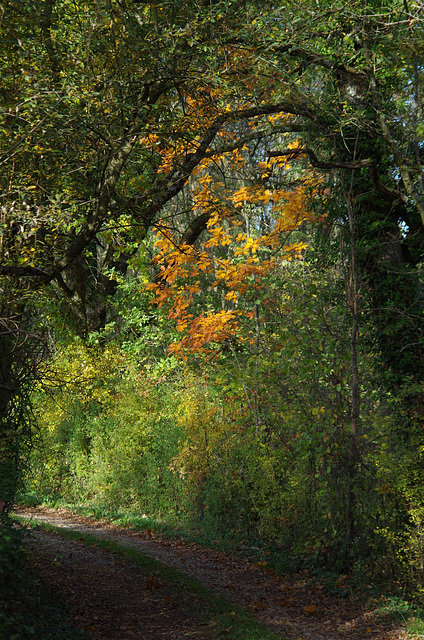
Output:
[16,506,410,640]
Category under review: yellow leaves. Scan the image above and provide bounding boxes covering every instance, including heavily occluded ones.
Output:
[267,113,286,125]
[204,222,232,248]
[231,183,298,213]
[37,343,122,407]
[231,186,250,207]
[213,258,270,294]
[284,241,308,258]
[225,290,238,303]
[147,195,314,358]
[234,236,261,256]
[257,161,269,171]
[232,186,271,208]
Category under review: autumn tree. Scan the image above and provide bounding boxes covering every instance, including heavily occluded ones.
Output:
[0,0,315,505]
[108,0,424,387]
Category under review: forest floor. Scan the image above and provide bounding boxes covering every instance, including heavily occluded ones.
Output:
[16,505,413,640]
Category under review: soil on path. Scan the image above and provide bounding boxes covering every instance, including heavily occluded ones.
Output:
[17,505,409,640]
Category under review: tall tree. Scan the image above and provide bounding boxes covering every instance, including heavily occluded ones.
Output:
[0,0,305,324]
[263,0,424,383]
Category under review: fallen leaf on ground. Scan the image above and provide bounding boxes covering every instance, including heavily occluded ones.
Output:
[303,604,317,615]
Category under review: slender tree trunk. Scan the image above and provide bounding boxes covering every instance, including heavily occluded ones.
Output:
[341,173,360,561]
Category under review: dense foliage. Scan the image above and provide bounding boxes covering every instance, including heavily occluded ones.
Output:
[2,0,424,628]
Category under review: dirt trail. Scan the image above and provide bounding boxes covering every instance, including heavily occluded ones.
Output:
[16,506,408,640]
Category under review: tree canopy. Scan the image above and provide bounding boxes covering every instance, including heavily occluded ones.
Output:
[1,0,423,361]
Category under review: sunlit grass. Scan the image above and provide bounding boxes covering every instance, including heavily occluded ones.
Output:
[384,598,424,638]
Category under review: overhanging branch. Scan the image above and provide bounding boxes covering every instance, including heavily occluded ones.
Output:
[267,147,407,203]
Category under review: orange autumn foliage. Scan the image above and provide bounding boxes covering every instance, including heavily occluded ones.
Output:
[141,87,323,358]
[147,180,321,359]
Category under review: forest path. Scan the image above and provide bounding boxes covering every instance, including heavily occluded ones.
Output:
[16,506,408,640]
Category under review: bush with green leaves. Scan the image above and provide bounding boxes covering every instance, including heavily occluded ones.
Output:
[28,343,187,519]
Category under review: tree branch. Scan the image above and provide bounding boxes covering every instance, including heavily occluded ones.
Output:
[2,101,318,282]
[204,123,308,158]
[142,100,319,222]
[182,211,212,246]
[267,147,407,203]
[0,265,51,279]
